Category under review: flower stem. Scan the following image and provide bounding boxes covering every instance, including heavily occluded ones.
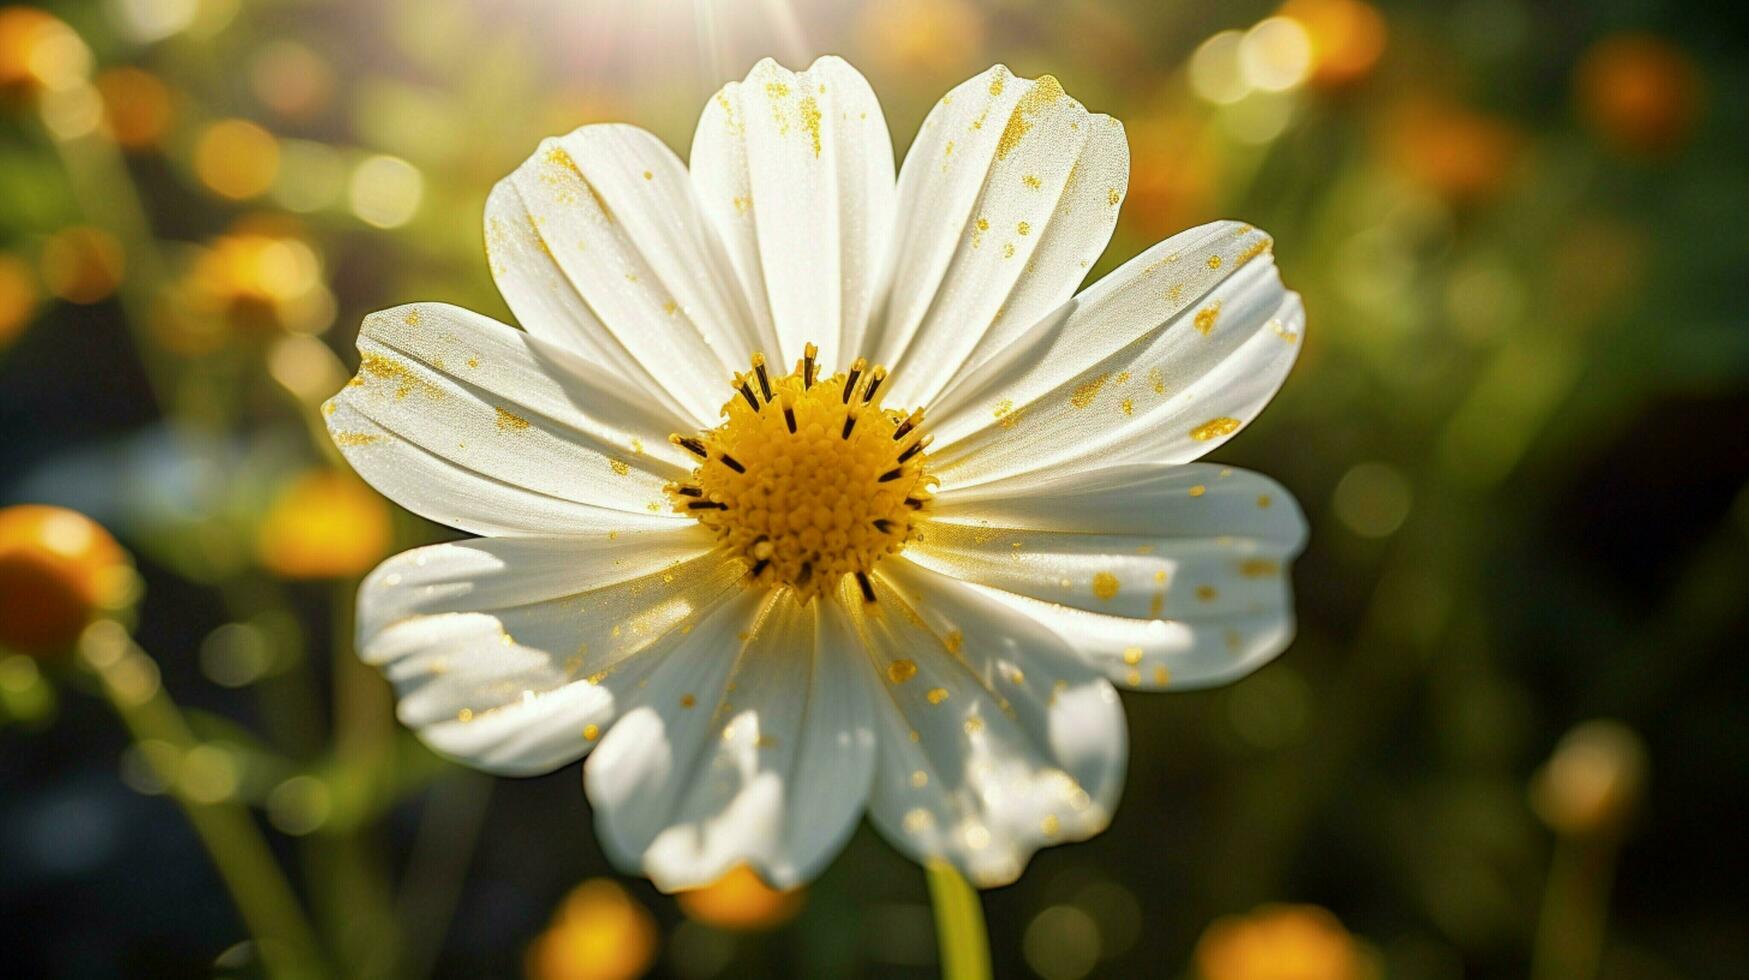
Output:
[78,622,326,978]
[926,860,992,980]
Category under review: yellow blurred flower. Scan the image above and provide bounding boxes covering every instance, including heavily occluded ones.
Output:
[1383,98,1522,205]
[1195,904,1377,980]
[675,865,805,932]
[0,6,89,100]
[40,226,124,304]
[1531,719,1647,839]
[1574,33,1702,158]
[853,0,985,77]
[1278,0,1387,91]
[193,118,281,200]
[257,471,392,580]
[96,66,174,150]
[0,252,37,348]
[180,228,334,339]
[526,879,658,980]
[0,504,137,657]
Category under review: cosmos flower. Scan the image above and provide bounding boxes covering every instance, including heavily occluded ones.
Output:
[327,57,1306,890]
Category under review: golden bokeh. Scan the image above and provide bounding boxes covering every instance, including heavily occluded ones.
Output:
[96,66,174,150]
[1195,904,1377,980]
[526,879,659,980]
[39,226,124,304]
[1278,0,1387,90]
[1574,33,1702,157]
[193,118,281,200]
[256,470,392,580]
[0,252,37,347]
[676,865,806,931]
[0,6,89,98]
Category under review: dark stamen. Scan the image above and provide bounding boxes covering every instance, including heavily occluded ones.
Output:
[672,435,708,458]
[892,414,920,441]
[841,414,858,439]
[750,558,770,577]
[677,485,703,497]
[737,380,760,411]
[897,440,925,464]
[784,405,797,433]
[687,500,727,511]
[797,560,814,586]
[855,571,876,603]
[719,453,746,474]
[878,467,903,483]
[803,344,817,388]
[752,356,772,402]
[862,371,884,403]
[873,518,893,533]
[904,497,924,509]
[843,360,865,403]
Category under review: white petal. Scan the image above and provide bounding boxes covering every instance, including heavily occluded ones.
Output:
[325,302,695,536]
[487,123,760,426]
[856,561,1127,888]
[690,56,896,370]
[586,590,877,891]
[924,221,1302,492]
[872,65,1128,408]
[917,463,1306,689]
[357,530,738,775]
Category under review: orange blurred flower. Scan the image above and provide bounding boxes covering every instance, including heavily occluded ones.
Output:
[526,879,659,980]
[181,228,334,339]
[0,504,136,657]
[1278,0,1387,91]
[0,6,89,100]
[1122,110,1220,241]
[1195,904,1377,980]
[675,865,805,932]
[39,226,124,304]
[1384,98,1522,205]
[1574,33,1702,158]
[0,252,37,348]
[96,66,174,150]
[257,471,392,580]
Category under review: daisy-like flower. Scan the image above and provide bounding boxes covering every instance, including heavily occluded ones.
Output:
[327,57,1306,890]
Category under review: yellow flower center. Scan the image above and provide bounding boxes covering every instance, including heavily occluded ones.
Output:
[667,343,934,602]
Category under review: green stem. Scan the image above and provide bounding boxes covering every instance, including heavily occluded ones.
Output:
[1530,833,1618,980]
[926,860,992,980]
[78,622,325,978]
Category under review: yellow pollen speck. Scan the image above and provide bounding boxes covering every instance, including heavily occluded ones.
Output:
[662,300,678,316]
[403,310,421,326]
[1194,301,1222,336]
[1190,417,1241,441]
[1149,367,1167,395]
[1023,174,1041,189]
[1154,666,1170,686]
[1196,585,1219,602]
[642,170,653,180]
[680,694,696,708]
[799,96,823,157]
[609,459,630,476]
[887,659,918,684]
[466,357,480,369]
[911,770,928,788]
[1017,221,1031,235]
[495,407,531,431]
[456,708,474,723]
[904,808,931,832]
[1120,398,1134,416]
[333,431,379,447]
[1127,669,1142,686]
[359,352,442,401]
[1207,254,1223,270]
[732,194,752,215]
[994,399,1023,428]
[1002,242,1015,258]
[1239,558,1280,578]
[996,74,1064,160]
[1107,188,1120,206]
[1257,494,1273,508]
[1122,646,1143,665]
[1041,814,1061,836]
[1236,236,1272,267]
[1092,572,1120,600]
[964,717,984,734]
[944,630,964,654]
[1189,484,1207,497]
[926,687,949,705]
[1069,373,1110,409]
[583,724,600,741]
[989,68,1006,96]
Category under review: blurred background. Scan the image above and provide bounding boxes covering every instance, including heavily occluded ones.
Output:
[1,0,1745,977]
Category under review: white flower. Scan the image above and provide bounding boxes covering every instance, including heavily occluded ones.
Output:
[326,57,1307,891]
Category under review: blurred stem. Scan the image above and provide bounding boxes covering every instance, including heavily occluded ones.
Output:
[925,861,991,980]
[78,622,325,979]
[395,772,494,980]
[1531,833,1618,980]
